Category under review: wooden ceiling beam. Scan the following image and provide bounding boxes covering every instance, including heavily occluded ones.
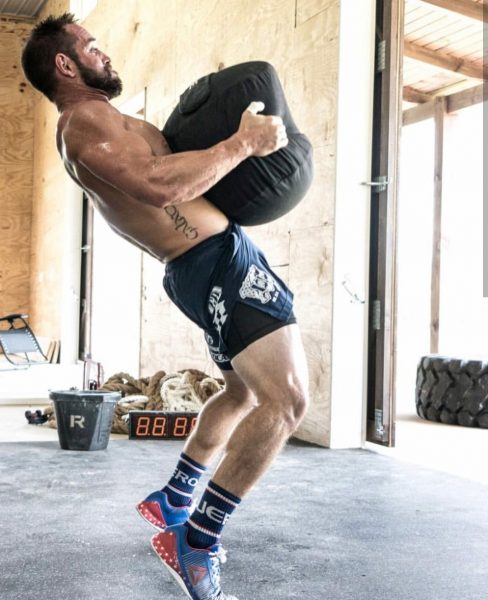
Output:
[404,40,487,80]
[447,82,484,112]
[403,83,484,125]
[403,85,435,103]
[420,0,487,23]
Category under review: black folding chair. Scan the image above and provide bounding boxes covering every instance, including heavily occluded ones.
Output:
[0,314,49,370]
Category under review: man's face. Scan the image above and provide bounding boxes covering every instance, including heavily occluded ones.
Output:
[64,24,123,99]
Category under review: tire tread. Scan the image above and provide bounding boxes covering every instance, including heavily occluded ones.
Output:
[415,355,488,428]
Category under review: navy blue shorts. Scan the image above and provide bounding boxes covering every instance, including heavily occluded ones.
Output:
[163,223,295,370]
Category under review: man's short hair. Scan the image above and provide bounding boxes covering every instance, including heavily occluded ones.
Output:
[21,12,78,102]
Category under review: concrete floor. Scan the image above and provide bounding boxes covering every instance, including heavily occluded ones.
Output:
[1,438,487,600]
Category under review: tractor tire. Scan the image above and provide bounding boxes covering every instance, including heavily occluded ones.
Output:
[415,355,488,428]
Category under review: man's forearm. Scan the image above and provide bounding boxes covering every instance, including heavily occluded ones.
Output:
[143,133,253,207]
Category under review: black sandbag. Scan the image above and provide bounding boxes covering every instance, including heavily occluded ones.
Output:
[162,61,313,226]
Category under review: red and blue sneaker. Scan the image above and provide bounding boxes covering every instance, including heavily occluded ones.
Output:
[151,524,238,600]
[136,491,191,531]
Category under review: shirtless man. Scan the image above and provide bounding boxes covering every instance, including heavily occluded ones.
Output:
[22,13,309,600]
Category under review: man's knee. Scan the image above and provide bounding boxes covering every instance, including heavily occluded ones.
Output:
[264,375,309,433]
[285,377,309,431]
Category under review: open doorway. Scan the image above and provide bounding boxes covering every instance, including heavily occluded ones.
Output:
[367,0,487,483]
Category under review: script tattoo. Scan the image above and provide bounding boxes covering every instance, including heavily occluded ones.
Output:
[164,205,199,240]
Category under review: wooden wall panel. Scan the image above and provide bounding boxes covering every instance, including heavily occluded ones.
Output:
[26,1,70,338]
[86,0,179,104]
[218,0,296,71]
[296,0,337,25]
[29,97,66,337]
[0,20,34,318]
[31,0,340,446]
[289,225,333,443]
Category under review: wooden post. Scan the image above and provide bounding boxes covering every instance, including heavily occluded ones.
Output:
[430,97,446,353]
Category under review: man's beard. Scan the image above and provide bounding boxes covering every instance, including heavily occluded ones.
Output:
[76,60,123,99]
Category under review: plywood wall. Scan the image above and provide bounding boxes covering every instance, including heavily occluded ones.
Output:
[31,0,339,445]
[0,19,34,318]
[28,0,70,338]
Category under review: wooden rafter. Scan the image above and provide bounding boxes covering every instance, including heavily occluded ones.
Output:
[421,0,487,23]
[403,83,483,125]
[448,82,485,111]
[403,86,434,103]
[404,40,487,81]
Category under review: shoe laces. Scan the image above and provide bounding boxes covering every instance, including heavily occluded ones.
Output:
[211,546,227,566]
[207,547,239,600]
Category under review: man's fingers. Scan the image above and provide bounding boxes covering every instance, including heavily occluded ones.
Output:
[246,101,265,115]
[269,115,283,125]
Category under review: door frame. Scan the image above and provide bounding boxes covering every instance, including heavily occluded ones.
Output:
[366,0,405,447]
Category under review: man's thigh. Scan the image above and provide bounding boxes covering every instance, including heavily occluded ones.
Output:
[230,323,309,399]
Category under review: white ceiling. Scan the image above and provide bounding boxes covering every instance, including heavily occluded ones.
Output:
[0,0,47,18]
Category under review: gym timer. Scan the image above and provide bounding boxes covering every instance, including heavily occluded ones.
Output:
[128,411,198,440]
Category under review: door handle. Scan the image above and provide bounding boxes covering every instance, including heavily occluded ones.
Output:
[361,176,390,193]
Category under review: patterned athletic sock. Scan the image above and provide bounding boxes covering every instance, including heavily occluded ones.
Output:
[162,452,207,507]
[185,480,241,549]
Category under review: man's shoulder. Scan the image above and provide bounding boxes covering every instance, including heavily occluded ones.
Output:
[61,101,123,157]
[66,100,122,129]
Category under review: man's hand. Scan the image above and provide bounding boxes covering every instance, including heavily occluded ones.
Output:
[238,101,288,157]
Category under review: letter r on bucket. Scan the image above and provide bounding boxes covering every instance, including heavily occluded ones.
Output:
[70,415,86,429]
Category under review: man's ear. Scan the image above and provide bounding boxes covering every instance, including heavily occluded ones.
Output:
[55,53,77,78]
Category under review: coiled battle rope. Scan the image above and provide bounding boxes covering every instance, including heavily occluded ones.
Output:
[45,369,223,434]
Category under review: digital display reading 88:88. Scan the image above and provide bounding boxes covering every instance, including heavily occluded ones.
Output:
[128,411,199,439]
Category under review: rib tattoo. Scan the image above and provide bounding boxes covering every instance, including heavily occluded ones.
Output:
[164,205,199,240]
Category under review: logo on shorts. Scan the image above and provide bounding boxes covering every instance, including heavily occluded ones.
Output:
[239,264,281,304]
[204,332,229,364]
[208,286,223,314]
[208,287,228,334]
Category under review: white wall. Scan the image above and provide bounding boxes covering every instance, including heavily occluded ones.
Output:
[439,103,488,358]
[329,0,376,448]
[396,119,435,415]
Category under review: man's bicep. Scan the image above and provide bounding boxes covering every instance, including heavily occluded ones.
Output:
[77,140,135,185]
[73,123,153,199]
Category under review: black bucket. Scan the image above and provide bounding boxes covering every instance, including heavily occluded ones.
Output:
[49,390,120,451]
